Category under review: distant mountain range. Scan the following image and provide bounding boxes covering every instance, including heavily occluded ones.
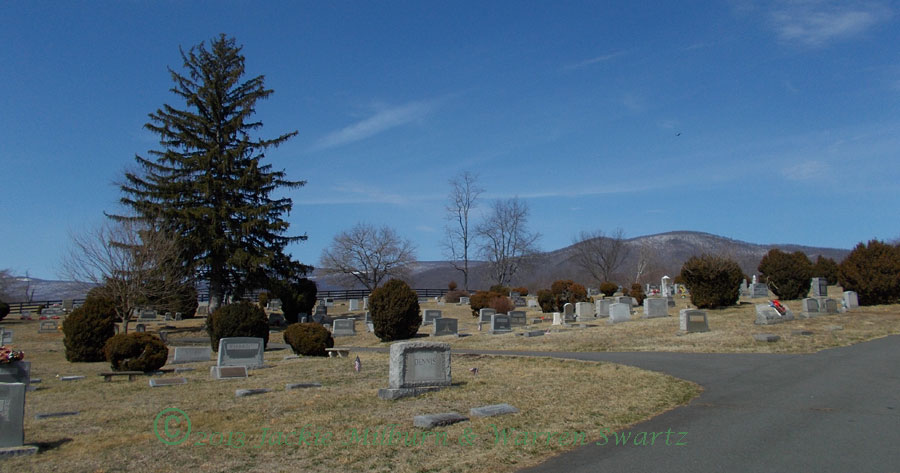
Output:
[4,231,851,301]
[315,231,851,292]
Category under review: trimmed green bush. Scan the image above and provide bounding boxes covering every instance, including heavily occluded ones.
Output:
[369,279,421,342]
[206,301,269,351]
[758,249,813,300]
[283,323,334,356]
[62,296,117,362]
[0,300,9,321]
[599,281,618,297]
[103,332,168,372]
[272,278,318,324]
[838,240,900,306]
[537,289,554,313]
[680,254,744,309]
[813,255,840,285]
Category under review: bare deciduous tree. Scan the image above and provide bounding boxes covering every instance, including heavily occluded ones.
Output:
[442,171,483,291]
[570,228,631,285]
[634,239,655,283]
[62,219,187,333]
[476,198,540,286]
[319,223,417,291]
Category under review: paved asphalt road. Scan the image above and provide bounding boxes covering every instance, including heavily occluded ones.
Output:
[355,335,900,471]
[453,336,900,473]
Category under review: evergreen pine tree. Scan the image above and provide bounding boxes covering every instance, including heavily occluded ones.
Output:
[116,34,309,309]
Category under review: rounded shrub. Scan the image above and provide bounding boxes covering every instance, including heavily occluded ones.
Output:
[103,332,168,372]
[489,284,510,295]
[448,281,458,291]
[283,323,334,356]
[0,300,9,321]
[599,282,618,297]
[206,301,269,351]
[680,254,744,309]
[838,240,900,306]
[272,278,318,324]
[549,280,588,311]
[758,249,813,300]
[629,283,646,306]
[537,289,554,313]
[511,286,529,296]
[489,295,514,314]
[469,290,503,316]
[443,290,468,303]
[62,296,117,362]
[369,279,421,342]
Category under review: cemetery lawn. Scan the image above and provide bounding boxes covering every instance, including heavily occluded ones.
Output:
[3,326,698,473]
[332,286,900,354]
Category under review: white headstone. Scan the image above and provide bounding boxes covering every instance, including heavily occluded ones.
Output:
[574,302,594,319]
[642,298,668,318]
[332,319,356,337]
[594,299,610,317]
[842,291,859,309]
[608,303,630,324]
[348,299,360,311]
[661,276,671,297]
[552,312,563,325]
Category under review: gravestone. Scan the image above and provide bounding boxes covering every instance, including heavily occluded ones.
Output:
[268,312,286,327]
[172,346,212,364]
[323,297,335,307]
[62,299,74,312]
[512,296,527,307]
[800,298,820,318]
[135,324,146,333]
[0,383,26,448]
[552,312,563,325]
[490,314,512,334]
[267,299,282,311]
[642,298,668,319]
[174,312,183,321]
[422,310,442,326]
[575,302,594,321]
[217,337,264,368]
[527,298,539,308]
[459,296,470,305]
[679,309,709,333]
[149,378,188,387]
[0,329,11,345]
[843,291,859,309]
[0,362,30,386]
[479,308,496,323]
[740,279,749,296]
[139,309,157,321]
[562,303,575,322]
[755,304,794,325]
[615,296,635,307]
[314,305,328,317]
[661,276,672,297]
[210,365,249,380]
[362,297,368,310]
[349,299,360,311]
[432,318,459,337]
[470,403,519,418]
[332,319,356,337]
[608,303,630,324]
[749,283,769,298]
[38,321,58,333]
[378,341,451,400]
[594,299,610,317]
[508,311,527,327]
[820,298,838,314]
[414,412,469,429]
[42,307,64,317]
[811,278,828,297]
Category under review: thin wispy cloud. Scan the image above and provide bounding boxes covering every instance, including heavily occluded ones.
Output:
[294,183,442,206]
[782,160,833,180]
[769,1,892,47]
[565,51,626,70]
[312,99,439,150]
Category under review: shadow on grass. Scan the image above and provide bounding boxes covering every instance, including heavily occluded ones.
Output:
[33,438,73,453]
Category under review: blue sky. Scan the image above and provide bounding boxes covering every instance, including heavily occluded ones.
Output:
[2,1,899,280]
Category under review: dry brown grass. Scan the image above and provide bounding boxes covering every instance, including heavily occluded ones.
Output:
[339,286,900,354]
[2,317,697,473]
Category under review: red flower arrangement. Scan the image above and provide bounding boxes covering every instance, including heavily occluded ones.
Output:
[0,345,25,364]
